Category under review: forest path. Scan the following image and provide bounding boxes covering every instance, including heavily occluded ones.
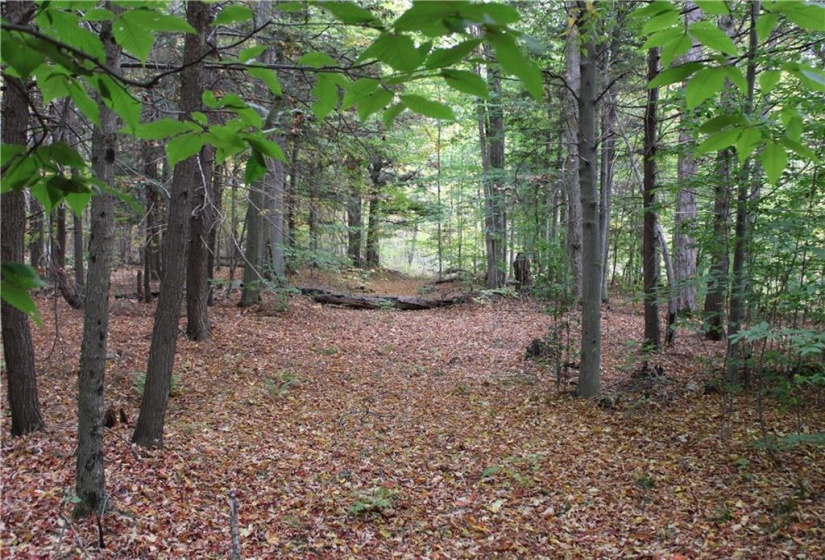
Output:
[2,270,823,558]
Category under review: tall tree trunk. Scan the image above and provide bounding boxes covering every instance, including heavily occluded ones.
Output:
[53,205,67,269]
[74,12,120,518]
[674,0,702,316]
[186,145,215,340]
[347,184,362,267]
[207,163,224,306]
[365,156,385,269]
[263,148,286,281]
[725,1,760,387]
[28,196,45,270]
[483,44,507,289]
[2,2,45,436]
[599,89,617,303]
[142,141,162,303]
[240,101,282,307]
[643,47,662,351]
[564,13,583,300]
[73,210,85,290]
[286,130,301,273]
[133,1,212,448]
[704,150,731,340]
[576,2,602,398]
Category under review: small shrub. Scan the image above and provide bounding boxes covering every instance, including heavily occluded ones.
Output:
[132,371,180,398]
[349,487,396,515]
[265,370,298,398]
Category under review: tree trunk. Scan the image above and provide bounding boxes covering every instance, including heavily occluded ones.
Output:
[725,1,760,387]
[207,163,224,306]
[365,155,385,269]
[599,89,617,303]
[186,145,215,341]
[53,204,67,269]
[703,150,731,340]
[576,2,602,398]
[263,148,286,281]
[73,211,85,290]
[1,0,46,437]
[347,185,362,267]
[674,0,702,316]
[483,44,507,289]
[643,47,662,351]
[286,129,300,273]
[142,141,162,303]
[133,1,213,448]
[564,14,583,300]
[28,196,44,270]
[74,12,120,518]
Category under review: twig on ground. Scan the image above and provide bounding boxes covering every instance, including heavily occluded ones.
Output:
[229,489,242,560]
[103,426,142,461]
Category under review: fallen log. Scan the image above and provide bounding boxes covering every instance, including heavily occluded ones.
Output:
[299,287,470,310]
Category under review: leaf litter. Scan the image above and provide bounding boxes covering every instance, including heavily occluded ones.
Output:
[2,271,823,558]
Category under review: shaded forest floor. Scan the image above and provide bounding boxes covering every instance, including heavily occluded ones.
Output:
[2,268,824,558]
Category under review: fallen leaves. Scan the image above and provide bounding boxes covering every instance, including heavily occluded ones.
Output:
[1,271,823,558]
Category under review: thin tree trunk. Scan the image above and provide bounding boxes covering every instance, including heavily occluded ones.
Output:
[365,155,385,269]
[643,47,662,351]
[725,1,760,387]
[142,141,161,303]
[674,0,702,316]
[133,1,213,448]
[483,44,507,289]
[576,1,602,398]
[73,211,85,289]
[564,13,583,300]
[599,89,617,303]
[347,184,362,267]
[207,163,223,306]
[186,144,215,340]
[75,11,120,518]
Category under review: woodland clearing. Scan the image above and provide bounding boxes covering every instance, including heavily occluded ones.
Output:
[2,269,823,559]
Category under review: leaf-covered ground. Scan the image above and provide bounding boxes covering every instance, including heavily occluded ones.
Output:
[2,270,823,558]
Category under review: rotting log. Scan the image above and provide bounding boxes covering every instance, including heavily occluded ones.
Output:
[299,288,470,310]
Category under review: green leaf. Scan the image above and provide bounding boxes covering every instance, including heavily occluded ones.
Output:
[114,9,195,62]
[318,2,381,27]
[30,179,65,213]
[213,5,253,27]
[342,78,380,110]
[698,114,747,133]
[460,3,520,25]
[647,62,703,88]
[487,31,543,100]
[81,8,116,22]
[400,94,455,120]
[760,142,787,184]
[798,68,825,93]
[359,33,422,74]
[67,80,100,126]
[393,2,461,34]
[1,34,46,78]
[357,88,394,121]
[245,151,267,184]
[772,2,825,32]
[641,26,683,51]
[46,141,87,169]
[755,13,778,43]
[696,127,741,155]
[0,264,44,326]
[239,45,268,63]
[758,70,782,95]
[311,74,340,119]
[166,133,205,168]
[205,123,247,161]
[37,8,106,62]
[441,69,489,98]
[689,21,738,56]
[722,66,747,92]
[642,10,681,35]
[425,39,482,69]
[735,128,762,163]
[779,137,818,162]
[244,135,285,162]
[685,67,727,109]
[134,118,200,140]
[298,52,337,68]
[2,262,45,290]
[631,1,677,20]
[693,1,730,15]
[247,67,283,96]
[64,192,91,217]
[96,75,141,132]
[382,103,405,129]
[661,32,692,69]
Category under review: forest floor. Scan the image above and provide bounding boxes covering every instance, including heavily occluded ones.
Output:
[2,268,824,559]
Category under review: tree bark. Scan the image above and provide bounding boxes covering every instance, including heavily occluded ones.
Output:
[365,155,385,269]
[75,11,120,518]
[564,11,583,300]
[1,0,45,437]
[73,211,85,290]
[725,1,760,387]
[142,141,162,303]
[483,44,507,289]
[643,47,662,351]
[347,182,363,267]
[133,1,213,448]
[576,2,602,398]
[186,145,215,340]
